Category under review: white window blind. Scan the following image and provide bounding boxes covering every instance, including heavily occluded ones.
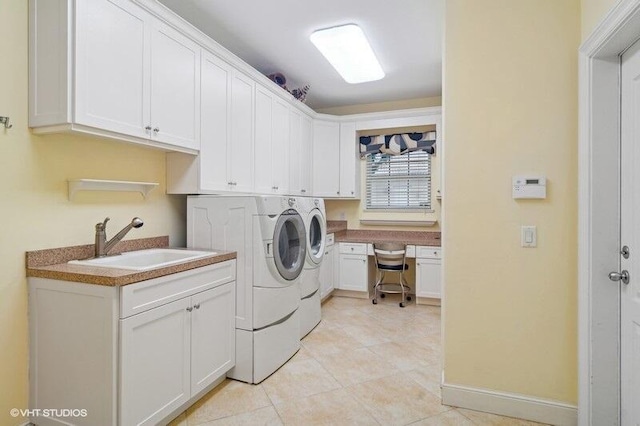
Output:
[365,151,431,210]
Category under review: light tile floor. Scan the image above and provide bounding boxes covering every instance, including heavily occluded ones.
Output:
[169,296,546,426]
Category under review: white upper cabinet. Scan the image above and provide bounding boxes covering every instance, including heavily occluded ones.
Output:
[255,85,290,194]
[229,71,255,192]
[289,111,313,196]
[311,120,359,199]
[74,0,150,140]
[300,115,313,195]
[312,120,341,197]
[339,122,360,198]
[149,20,201,150]
[30,0,200,153]
[198,51,231,192]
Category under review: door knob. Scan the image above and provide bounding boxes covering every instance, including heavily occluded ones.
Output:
[608,270,630,284]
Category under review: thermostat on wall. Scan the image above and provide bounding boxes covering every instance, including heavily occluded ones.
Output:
[512,176,546,199]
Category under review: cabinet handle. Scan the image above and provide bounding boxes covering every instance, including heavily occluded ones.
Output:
[153,127,160,133]
[351,191,354,195]
[193,303,200,310]
[337,191,340,195]
[301,189,307,193]
[145,125,152,131]
[186,306,193,312]
[362,259,366,263]
[350,247,354,251]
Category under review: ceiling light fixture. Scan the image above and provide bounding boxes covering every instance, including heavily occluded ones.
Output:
[310,24,385,84]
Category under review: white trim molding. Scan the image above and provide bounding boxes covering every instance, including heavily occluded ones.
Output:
[442,383,577,426]
[579,1,640,425]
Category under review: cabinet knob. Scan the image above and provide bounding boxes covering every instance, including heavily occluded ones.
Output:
[193,303,200,310]
[301,189,306,193]
[186,306,193,312]
[337,191,340,195]
[351,191,354,195]
[153,127,159,133]
[145,125,152,131]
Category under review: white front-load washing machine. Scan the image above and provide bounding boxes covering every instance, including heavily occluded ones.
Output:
[298,197,326,338]
[187,195,307,383]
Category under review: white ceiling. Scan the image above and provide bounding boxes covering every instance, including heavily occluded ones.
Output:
[157,0,443,110]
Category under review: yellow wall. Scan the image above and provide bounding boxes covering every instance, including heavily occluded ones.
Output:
[443,0,579,404]
[324,98,443,232]
[0,3,186,425]
[316,96,442,116]
[325,148,441,232]
[581,0,619,40]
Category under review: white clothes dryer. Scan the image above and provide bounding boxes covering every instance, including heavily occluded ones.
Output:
[298,197,326,338]
[187,195,306,384]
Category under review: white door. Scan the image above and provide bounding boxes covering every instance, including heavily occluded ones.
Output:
[620,37,640,426]
[190,283,235,395]
[200,52,231,192]
[339,122,359,198]
[150,20,200,150]
[272,98,291,194]
[289,109,302,195]
[75,0,150,139]
[120,298,191,426]
[254,85,274,194]
[300,115,314,195]
[416,258,442,299]
[229,71,255,192]
[312,120,340,197]
[339,254,368,291]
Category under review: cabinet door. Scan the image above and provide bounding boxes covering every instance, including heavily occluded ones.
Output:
[191,283,235,395]
[320,244,335,298]
[272,98,290,194]
[312,120,340,197]
[229,71,255,192]
[339,122,359,198]
[416,258,442,299]
[300,115,314,195]
[288,109,302,195]
[150,20,200,150]
[75,0,150,139]
[120,297,191,426]
[200,51,231,192]
[339,253,368,292]
[254,85,274,194]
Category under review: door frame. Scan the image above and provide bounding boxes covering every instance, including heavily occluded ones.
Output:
[579,1,640,424]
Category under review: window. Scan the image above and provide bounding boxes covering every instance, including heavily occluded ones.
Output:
[365,151,431,210]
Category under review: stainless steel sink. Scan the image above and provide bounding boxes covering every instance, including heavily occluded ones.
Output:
[69,248,215,271]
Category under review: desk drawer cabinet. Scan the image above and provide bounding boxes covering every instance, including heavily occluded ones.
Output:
[416,246,441,259]
[340,243,367,255]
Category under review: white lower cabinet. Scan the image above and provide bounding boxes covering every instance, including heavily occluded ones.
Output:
[338,243,368,292]
[28,260,236,426]
[319,236,336,299]
[415,246,442,299]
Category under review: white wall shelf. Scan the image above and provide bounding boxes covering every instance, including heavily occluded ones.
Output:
[359,219,438,227]
[68,179,159,200]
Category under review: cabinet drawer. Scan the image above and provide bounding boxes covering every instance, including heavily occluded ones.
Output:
[416,246,441,259]
[326,233,335,246]
[120,260,236,318]
[339,243,367,255]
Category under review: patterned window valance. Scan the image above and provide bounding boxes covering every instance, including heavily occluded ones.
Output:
[359,131,436,158]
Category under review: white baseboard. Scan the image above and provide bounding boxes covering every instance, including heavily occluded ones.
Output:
[441,383,577,426]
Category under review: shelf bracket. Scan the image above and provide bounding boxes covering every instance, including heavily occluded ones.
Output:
[0,116,12,129]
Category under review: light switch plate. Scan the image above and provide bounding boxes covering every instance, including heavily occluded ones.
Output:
[521,226,537,248]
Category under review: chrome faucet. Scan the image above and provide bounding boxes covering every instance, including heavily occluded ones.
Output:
[95,217,144,257]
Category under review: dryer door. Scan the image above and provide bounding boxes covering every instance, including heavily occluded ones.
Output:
[307,209,326,266]
[273,210,307,281]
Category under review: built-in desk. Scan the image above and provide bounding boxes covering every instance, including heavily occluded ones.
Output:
[322,225,442,305]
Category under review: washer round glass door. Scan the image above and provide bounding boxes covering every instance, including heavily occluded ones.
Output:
[307,209,325,265]
[273,210,307,281]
